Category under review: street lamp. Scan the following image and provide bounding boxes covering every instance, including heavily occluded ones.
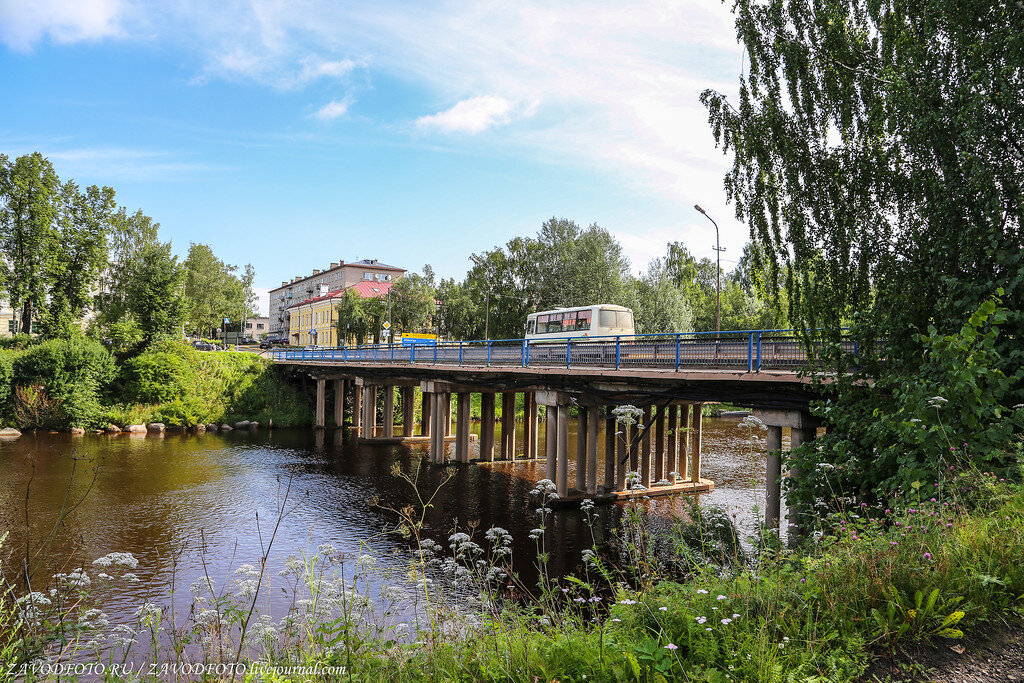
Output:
[469,255,490,340]
[694,204,725,336]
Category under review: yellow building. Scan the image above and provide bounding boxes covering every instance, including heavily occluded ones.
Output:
[287,280,394,347]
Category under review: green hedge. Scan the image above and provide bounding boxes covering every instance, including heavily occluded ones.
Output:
[11,336,116,428]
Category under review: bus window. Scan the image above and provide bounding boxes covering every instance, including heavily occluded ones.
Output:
[618,310,634,329]
[599,309,617,328]
[577,310,591,331]
[548,313,564,333]
[536,314,549,333]
[527,320,536,335]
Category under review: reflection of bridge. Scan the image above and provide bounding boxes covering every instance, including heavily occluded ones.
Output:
[273,330,841,529]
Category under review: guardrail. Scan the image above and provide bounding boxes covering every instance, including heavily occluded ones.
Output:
[271,330,861,373]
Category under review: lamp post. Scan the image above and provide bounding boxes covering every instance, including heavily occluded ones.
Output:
[470,255,490,340]
[694,204,725,336]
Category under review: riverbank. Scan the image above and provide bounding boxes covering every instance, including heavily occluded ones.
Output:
[0,337,312,432]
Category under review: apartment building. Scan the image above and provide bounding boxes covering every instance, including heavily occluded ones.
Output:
[0,301,39,337]
[288,280,394,347]
[268,259,406,340]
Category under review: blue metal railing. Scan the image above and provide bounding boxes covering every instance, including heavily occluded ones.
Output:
[270,329,861,373]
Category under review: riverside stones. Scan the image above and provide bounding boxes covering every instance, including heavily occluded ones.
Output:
[220,424,233,431]
[194,424,207,433]
[206,423,219,432]
[105,425,121,434]
[124,424,147,433]
[70,427,86,436]
[234,421,251,429]
[0,427,22,438]
[147,423,166,433]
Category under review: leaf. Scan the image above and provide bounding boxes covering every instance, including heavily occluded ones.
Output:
[937,628,964,639]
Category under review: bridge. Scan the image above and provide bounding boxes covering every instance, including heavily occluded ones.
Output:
[272,330,847,529]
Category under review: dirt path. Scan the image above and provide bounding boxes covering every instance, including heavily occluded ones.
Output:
[866,618,1024,682]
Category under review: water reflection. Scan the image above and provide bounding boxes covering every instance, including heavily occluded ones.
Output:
[0,417,787,633]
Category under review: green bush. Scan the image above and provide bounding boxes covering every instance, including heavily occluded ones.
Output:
[122,350,194,404]
[0,352,12,423]
[11,336,116,428]
[0,334,34,351]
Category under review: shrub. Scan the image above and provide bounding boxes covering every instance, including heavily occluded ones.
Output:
[0,352,12,423]
[0,334,34,351]
[122,351,194,404]
[11,336,116,428]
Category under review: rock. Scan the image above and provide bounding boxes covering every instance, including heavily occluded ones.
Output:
[124,424,147,433]
[0,427,22,438]
[248,421,259,430]
[220,424,233,431]
[147,423,166,433]
[234,420,251,429]
[206,423,219,432]
[91,429,103,435]
[194,424,207,433]
[105,425,121,434]
[70,427,86,436]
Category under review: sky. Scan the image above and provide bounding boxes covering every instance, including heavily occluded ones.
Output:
[0,0,748,316]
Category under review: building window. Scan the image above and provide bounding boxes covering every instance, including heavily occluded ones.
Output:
[7,320,15,333]
[363,272,373,280]
[30,321,39,334]
[257,323,264,330]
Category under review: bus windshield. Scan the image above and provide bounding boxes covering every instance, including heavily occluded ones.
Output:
[599,309,633,329]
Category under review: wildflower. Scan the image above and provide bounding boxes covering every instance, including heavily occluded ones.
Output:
[695,616,707,624]
[721,618,732,624]
[732,613,740,618]
[716,594,727,601]
[665,643,678,650]
[93,552,139,570]
[695,589,708,594]
[612,618,621,622]
[619,599,637,605]
[659,606,668,611]
[927,396,948,407]
[923,552,933,560]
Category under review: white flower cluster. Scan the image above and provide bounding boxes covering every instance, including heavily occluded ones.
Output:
[92,552,139,570]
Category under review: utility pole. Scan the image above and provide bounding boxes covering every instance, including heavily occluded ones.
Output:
[694,205,725,337]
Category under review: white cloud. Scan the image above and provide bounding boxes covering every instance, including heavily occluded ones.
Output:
[310,98,351,121]
[416,95,517,134]
[37,147,221,182]
[0,0,124,50]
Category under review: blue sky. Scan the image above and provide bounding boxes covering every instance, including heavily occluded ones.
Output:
[0,0,747,315]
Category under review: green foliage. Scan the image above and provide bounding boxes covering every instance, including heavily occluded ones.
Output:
[389,268,437,336]
[11,336,116,428]
[0,351,12,422]
[183,243,254,339]
[122,240,189,345]
[122,350,192,404]
[334,286,386,345]
[792,295,1024,511]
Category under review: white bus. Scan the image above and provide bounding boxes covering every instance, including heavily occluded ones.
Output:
[525,305,635,340]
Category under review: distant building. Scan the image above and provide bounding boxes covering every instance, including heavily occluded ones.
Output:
[268,259,406,340]
[0,301,39,338]
[244,316,269,339]
[288,280,393,347]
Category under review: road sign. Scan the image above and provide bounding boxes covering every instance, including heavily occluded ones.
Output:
[382,321,391,330]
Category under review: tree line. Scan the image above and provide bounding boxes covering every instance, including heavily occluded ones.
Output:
[0,152,257,349]
[338,217,785,344]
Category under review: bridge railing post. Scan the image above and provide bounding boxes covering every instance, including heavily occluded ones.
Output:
[522,339,528,367]
[675,334,681,371]
[487,340,492,365]
[433,343,438,365]
[459,342,463,365]
[391,344,395,362]
[747,333,754,372]
[566,339,571,368]
[756,332,762,371]
[615,336,621,370]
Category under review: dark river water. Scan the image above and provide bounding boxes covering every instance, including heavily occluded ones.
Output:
[0,417,788,640]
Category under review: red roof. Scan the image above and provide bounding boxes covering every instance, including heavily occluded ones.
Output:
[287,280,393,309]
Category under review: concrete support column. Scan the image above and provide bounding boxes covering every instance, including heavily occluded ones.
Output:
[480,393,496,462]
[616,418,629,491]
[545,404,557,482]
[556,404,569,498]
[666,404,678,481]
[443,394,452,437]
[315,378,326,429]
[604,409,616,492]
[429,392,446,463]
[766,425,783,529]
[679,403,690,480]
[654,406,666,483]
[640,405,652,487]
[352,383,362,431]
[362,386,377,438]
[383,386,395,437]
[455,393,471,463]
[690,403,703,482]
[402,387,415,437]
[333,379,345,427]
[629,423,639,472]
[524,392,539,460]
[586,406,600,495]
[500,392,517,460]
[575,408,588,492]
[420,390,431,437]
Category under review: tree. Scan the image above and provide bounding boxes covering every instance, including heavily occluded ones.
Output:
[334,289,375,345]
[0,153,59,334]
[42,181,116,337]
[701,0,1024,370]
[97,207,161,322]
[631,259,694,334]
[125,241,189,345]
[183,244,249,338]
[389,267,436,336]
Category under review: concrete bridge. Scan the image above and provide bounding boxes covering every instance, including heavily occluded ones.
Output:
[272,331,848,529]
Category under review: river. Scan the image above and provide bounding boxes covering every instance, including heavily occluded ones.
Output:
[0,416,787,649]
